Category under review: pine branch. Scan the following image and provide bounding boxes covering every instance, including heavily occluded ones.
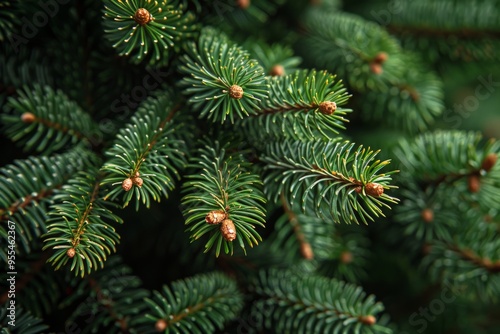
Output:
[262,140,399,224]
[145,271,243,334]
[0,304,48,334]
[245,40,301,76]
[299,9,403,91]
[1,85,101,154]
[43,168,123,277]
[237,69,351,141]
[181,139,267,256]
[178,27,268,124]
[0,147,99,260]
[250,268,392,333]
[101,93,189,210]
[103,0,198,64]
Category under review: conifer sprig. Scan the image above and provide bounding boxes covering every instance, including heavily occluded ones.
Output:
[1,85,101,154]
[262,140,399,224]
[250,269,392,334]
[181,139,266,256]
[238,69,351,141]
[0,147,98,261]
[101,94,189,210]
[179,28,268,124]
[145,272,243,334]
[103,0,198,64]
[43,168,123,277]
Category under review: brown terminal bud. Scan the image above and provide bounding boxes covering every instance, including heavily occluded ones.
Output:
[481,153,498,172]
[365,183,384,197]
[340,251,353,264]
[373,52,388,64]
[359,315,377,326]
[21,112,36,123]
[269,64,285,76]
[155,319,167,332]
[300,242,314,260]
[236,0,250,9]
[228,85,244,99]
[122,178,133,192]
[220,219,237,241]
[67,248,76,258]
[468,174,480,193]
[205,210,227,224]
[319,101,337,115]
[421,208,434,223]
[133,177,143,188]
[369,62,383,75]
[134,8,153,25]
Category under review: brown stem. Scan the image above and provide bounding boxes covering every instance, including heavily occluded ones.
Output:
[133,103,182,174]
[281,193,314,260]
[0,186,60,221]
[259,102,318,115]
[451,245,500,273]
[72,179,101,248]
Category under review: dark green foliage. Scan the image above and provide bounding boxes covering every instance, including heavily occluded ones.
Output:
[300,10,403,91]
[145,271,243,334]
[0,305,48,334]
[237,69,351,141]
[101,93,189,209]
[61,256,151,333]
[262,140,399,224]
[379,0,500,61]
[43,167,124,277]
[179,27,268,123]
[103,0,198,64]
[181,139,266,256]
[250,268,392,333]
[0,147,98,261]
[1,85,101,154]
[246,41,302,76]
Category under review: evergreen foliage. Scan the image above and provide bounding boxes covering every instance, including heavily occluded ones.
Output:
[0,0,499,333]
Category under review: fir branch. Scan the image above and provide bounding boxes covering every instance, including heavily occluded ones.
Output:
[145,271,243,334]
[262,140,399,224]
[281,193,314,260]
[250,268,392,333]
[0,147,99,260]
[101,94,188,210]
[1,85,101,154]
[237,69,351,141]
[103,0,199,64]
[178,27,268,124]
[43,168,123,277]
[181,139,267,256]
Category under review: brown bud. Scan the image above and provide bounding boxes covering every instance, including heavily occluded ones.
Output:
[134,8,153,25]
[300,242,314,260]
[220,219,236,241]
[422,243,432,255]
[205,210,227,224]
[21,112,36,123]
[373,52,388,64]
[155,319,167,332]
[481,153,497,172]
[359,315,376,326]
[340,251,353,264]
[468,174,480,193]
[319,101,337,115]
[421,208,434,223]
[67,248,76,258]
[133,177,143,188]
[236,0,250,9]
[122,178,133,192]
[269,64,285,76]
[369,63,383,75]
[365,183,384,197]
[228,85,244,99]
